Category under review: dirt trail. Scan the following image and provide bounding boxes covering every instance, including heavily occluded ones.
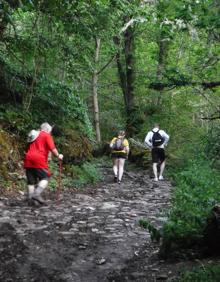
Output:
[0,165,183,282]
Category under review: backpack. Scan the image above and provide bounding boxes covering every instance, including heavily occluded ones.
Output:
[152,130,164,147]
[112,138,125,151]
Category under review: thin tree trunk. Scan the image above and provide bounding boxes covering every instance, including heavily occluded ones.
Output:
[114,40,128,108]
[22,10,41,111]
[23,57,39,111]
[92,37,101,143]
[124,25,135,118]
[155,37,169,106]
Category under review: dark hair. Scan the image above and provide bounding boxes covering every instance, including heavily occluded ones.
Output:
[154,123,160,128]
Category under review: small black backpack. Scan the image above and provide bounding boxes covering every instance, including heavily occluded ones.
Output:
[152,130,164,147]
[112,138,125,151]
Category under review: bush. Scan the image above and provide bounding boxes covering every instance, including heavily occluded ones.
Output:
[48,161,103,190]
[59,128,93,164]
[205,125,220,170]
[174,264,220,282]
[35,77,94,139]
[0,105,37,137]
[160,157,220,256]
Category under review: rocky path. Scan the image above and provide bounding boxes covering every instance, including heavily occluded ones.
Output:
[0,166,176,282]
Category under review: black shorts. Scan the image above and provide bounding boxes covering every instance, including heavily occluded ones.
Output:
[26,168,50,185]
[151,148,165,163]
[111,152,127,159]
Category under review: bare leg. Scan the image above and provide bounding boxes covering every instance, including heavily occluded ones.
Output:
[118,158,125,182]
[113,159,119,178]
[153,163,158,181]
[159,161,165,180]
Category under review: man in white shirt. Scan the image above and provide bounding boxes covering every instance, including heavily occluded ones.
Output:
[144,123,169,181]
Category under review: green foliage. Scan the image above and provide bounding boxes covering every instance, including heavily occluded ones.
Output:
[71,162,103,187]
[174,264,220,282]
[205,124,220,169]
[161,155,220,252]
[0,51,94,139]
[0,0,219,196]
[0,105,37,136]
[48,161,103,191]
[139,219,161,242]
[35,77,94,139]
[1,0,219,145]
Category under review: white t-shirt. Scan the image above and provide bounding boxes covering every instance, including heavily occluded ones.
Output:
[144,127,169,149]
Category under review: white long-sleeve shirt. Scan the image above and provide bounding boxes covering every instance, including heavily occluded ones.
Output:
[144,127,169,149]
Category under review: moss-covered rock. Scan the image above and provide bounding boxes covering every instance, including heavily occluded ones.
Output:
[128,138,151,168]
[59,128,93,164]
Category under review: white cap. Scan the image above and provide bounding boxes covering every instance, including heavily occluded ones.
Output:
[27,130,40,143]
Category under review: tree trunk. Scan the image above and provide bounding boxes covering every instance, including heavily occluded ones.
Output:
[92,37,101,143]
[124,26,135,117]
[155,37,169,106]
[114,20,135,137]
[114,41,128,108]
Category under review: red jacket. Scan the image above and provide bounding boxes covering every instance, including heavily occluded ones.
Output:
[24,131,56,169]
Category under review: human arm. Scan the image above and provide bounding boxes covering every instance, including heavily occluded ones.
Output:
[161,130,170,146]
[52,148,63,160]
[46,134,63,160]
[110,138,116,148]
[124,146,129,155]
[144,132,153,149]
[123,139,129,155]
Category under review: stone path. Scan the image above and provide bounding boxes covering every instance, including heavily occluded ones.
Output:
[0,166,173,282]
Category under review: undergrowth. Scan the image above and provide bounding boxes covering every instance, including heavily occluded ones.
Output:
[48,160,103,190]
[140,153,220,256]
[173,264,220,282]
[163,157,220,241]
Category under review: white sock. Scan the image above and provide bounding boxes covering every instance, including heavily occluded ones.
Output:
[34,179,48,196]
[27,185,35,199]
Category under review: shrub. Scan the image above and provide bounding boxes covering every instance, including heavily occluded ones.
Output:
[48,161,103,191]
[174,264,220,282]
[160,157,220,256]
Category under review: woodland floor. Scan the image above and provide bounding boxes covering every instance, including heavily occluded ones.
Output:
[0,164,218,282]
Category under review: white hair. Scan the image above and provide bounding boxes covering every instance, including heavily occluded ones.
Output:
[40,122,52,133]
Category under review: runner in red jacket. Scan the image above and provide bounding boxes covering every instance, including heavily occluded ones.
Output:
[24,122,63,204]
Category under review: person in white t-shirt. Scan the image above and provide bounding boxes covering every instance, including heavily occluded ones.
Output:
[144,123,169,181]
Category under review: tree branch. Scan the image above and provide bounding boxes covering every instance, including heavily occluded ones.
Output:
[149,81,220,90]
[202,81,220,89]
[97,54,116,75]
[201,115,220,120]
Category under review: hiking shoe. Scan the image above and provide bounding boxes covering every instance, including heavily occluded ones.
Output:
[159,176,164,180]
[27,199,40,207]
[114,176,118,183]
[118,180,121,185]
[32,195,45,204]
[153,177,158,182]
